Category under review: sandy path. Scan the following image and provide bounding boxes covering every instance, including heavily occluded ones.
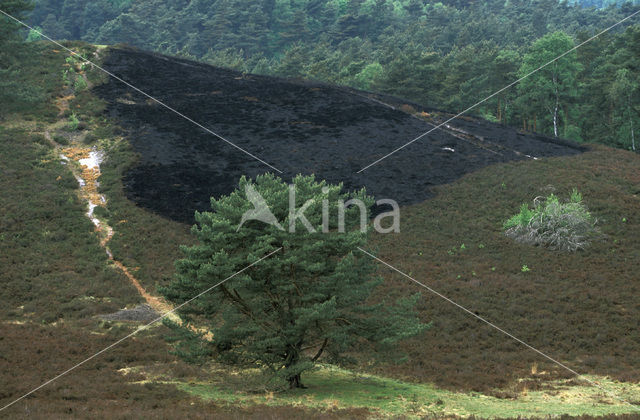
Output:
[49,131,179,322]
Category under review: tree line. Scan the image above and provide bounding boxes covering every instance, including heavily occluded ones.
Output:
[22,0,640,149]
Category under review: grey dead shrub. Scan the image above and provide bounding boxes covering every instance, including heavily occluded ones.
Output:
[504,190,601,252]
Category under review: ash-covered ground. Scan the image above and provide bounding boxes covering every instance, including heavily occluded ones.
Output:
[94,47,585,223]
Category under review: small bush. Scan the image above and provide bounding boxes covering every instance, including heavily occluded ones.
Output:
[93,205,110,220]
[74,75,88,92]
[53,134,69,145]
[30,134,48,145]
[83,132,97,144]
[503,189,600,252]
[67,113,80,131]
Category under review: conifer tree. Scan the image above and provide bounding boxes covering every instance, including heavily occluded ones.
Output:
[0,0,43,119]
[161,174,428,389]
[0,0,33,45]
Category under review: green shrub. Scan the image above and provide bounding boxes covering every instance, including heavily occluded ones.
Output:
[26,27,43,42]
[62,69,70,86]
[53,134,69,145]
[74,76,88,92]
[503,189,600,252]
[83,132,97,144]
[67,113,80,131]
[93,205,110,220]
[30,134,48,146]
[503,203,534,230]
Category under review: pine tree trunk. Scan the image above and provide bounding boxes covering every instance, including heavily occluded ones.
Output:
[285,345,305,389]
[288,374,304,389]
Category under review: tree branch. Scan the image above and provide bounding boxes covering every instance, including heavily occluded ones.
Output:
[312,338,329,362]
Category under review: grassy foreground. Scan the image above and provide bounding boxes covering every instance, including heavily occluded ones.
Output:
[137,364,639,418]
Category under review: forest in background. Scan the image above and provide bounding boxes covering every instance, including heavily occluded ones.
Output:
[22,0,640,149]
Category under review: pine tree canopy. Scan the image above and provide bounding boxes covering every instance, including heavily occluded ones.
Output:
[160,174,429,389]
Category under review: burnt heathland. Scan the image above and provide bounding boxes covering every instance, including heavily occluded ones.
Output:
[94,47,585,223]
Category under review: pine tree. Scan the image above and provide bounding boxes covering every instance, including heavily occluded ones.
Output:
[0,0,33,44]
[0,0,44,119]
[489,49,520,123]
[202,0,235,50]
[275,42,309,78]
[161,174,428,389]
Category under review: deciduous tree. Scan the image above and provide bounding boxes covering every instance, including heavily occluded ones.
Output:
[608,68,638,151]
[517,31,582,137]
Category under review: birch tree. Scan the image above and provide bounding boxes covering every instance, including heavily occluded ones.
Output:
[517,32,582,137]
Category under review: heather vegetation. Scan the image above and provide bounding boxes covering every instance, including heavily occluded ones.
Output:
[2,0,640,418]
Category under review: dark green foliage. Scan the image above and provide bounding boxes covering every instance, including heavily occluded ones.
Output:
[30,133,47,145]
[74,74,87,91]
[161,174,428,388]
[163,319,214,365]
[26,0,640,150]
[0,37,65,122]
[571,0,640,6]
[67,112,80,130]
[83,131,97,144]
[92,204,110,220]
[0,0,33,42]
[52,133,68,144]
[0,1,45,118]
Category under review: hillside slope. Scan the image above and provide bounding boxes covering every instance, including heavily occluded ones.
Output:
[2,41,639,419]
[92,45,640,407]
[94,47,584,223]
[371,144,640,393]
[0,42,367,419]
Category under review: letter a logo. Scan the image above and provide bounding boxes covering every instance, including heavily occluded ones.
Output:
[237,184,284,231]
